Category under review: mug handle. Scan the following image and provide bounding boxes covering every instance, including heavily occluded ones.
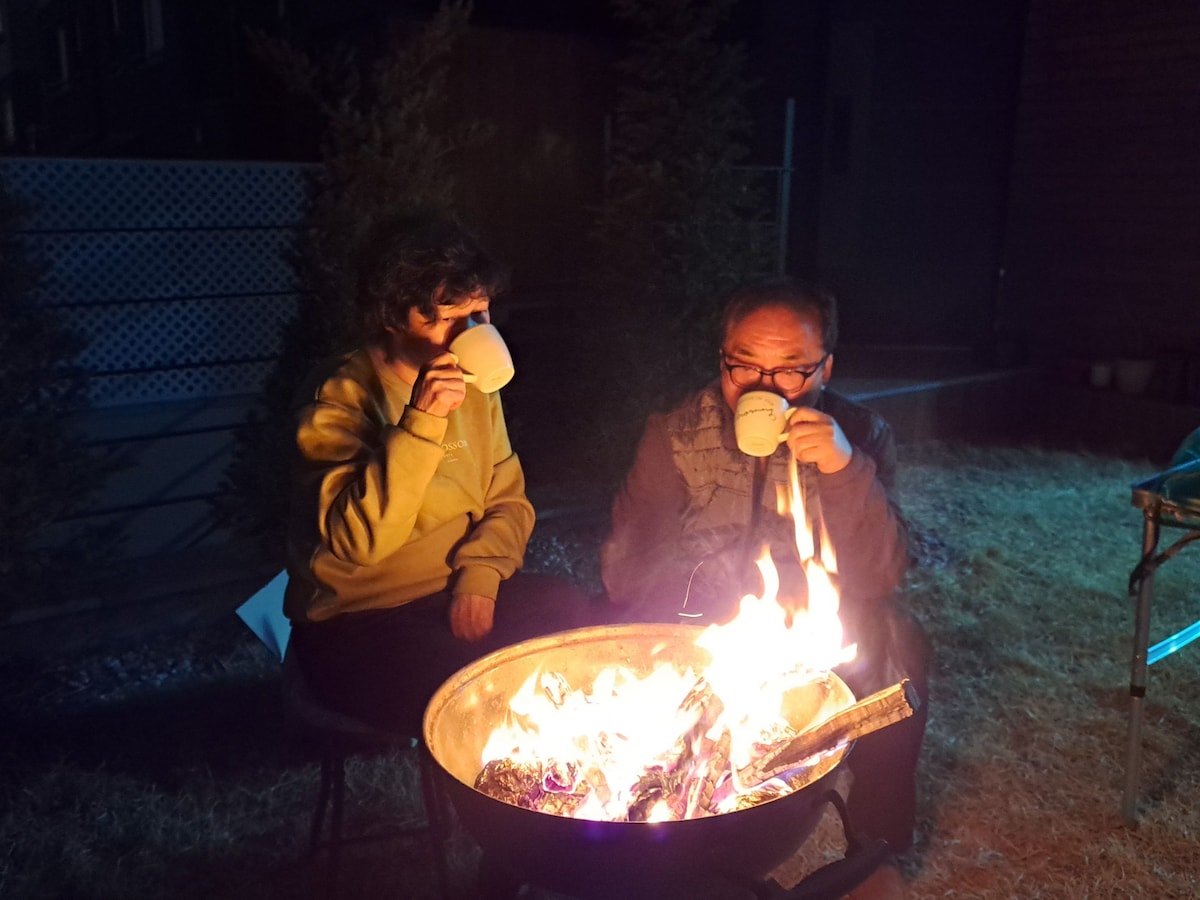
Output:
[448,351,478,383]
[777,405,801,442]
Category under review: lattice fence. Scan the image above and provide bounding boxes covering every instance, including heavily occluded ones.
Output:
[1,158,315,562]
[2,157,309,407]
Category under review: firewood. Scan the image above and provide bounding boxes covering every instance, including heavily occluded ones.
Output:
[738,679,918,786]
[474,757,545,809]
[627,766,678,821]
[474,757,592,816]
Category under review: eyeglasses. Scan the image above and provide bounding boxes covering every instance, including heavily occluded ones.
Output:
[721,353,829,391]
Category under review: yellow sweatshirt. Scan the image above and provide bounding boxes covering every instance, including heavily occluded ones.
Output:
[283,349,534,623]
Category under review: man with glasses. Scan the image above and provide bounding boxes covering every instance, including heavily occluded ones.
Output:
[600,279,929,895]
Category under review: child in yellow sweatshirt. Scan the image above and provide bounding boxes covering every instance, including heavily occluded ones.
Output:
[285,213,590,734]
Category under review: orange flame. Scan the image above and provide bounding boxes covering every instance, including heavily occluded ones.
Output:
[478,455,856,819]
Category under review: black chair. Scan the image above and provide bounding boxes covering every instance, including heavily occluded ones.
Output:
[282,647,451,899]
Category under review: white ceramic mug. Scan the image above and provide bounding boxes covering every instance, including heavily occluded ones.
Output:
[449,323,515,394]
[734,390,793,457]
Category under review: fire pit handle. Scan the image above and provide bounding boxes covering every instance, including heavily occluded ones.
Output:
[769,789,892,900]
[777,839,890,899]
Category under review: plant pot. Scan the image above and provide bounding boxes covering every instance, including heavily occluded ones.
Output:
[1114,357,1155,396]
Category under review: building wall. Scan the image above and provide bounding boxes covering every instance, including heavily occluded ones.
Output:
[0,0,13,149]
[810,0,1026,352]
[5,0,310,157]
[1002,0,1200,373]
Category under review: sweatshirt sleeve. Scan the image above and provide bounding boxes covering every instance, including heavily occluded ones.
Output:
[600,415,698,618]
[449,395,535,599]
[296,379,448,568]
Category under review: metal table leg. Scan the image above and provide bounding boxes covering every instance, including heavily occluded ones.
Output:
[1122,512,1159,826]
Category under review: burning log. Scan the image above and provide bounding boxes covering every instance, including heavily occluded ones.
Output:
[738,679,919,787]
[628,676,727,821]
[627,766,677,821]
[692,727,732,815]
[474,758,543,809]
[474,757,592,817]
[627,726,733,822]
[537,760,593,817]
[474,677,916,821]
[666,677,723,772]
[723,780,789,813]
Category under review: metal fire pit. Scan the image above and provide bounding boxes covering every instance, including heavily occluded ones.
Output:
[423,624,888,899]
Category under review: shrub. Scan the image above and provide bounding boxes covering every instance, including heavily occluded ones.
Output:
[578,0,776,480]
[217,0,490,562]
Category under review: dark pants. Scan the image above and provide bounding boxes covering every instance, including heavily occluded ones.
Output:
[291,573,596,736]
[835,604,932,855]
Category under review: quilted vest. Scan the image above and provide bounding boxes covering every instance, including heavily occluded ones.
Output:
[663,382,801,562]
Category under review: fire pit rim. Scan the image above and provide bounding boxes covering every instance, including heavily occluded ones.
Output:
[422,621,856,805]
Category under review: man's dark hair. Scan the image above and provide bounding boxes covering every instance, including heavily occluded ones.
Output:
[720,278,839,354]
[355,212,509,344]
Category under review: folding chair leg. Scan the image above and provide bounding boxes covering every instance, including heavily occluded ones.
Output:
[304,741,449,900]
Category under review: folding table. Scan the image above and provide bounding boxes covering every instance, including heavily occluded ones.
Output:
[1123,457,1200,825]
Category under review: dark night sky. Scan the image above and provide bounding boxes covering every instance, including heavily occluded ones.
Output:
[339,0,767,42]
[468,0,623,35]
[470,0,768,42]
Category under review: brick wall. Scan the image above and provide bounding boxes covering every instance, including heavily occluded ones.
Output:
[1002,0,1200,366]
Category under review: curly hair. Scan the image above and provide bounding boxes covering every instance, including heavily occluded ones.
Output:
[355,212,509,345]
[720,277,839,354]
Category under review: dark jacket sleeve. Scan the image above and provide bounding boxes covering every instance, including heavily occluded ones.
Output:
[600,414,700,620]
[814,405,909,638]
[817,452,908,605]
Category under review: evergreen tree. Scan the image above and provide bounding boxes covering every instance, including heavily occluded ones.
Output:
[218,0,490,561]
[0,179,120,610]
[582,0,775,476]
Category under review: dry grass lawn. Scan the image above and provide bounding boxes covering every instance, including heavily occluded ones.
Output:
[893,443,1200,899]
[2,441,1198,898]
